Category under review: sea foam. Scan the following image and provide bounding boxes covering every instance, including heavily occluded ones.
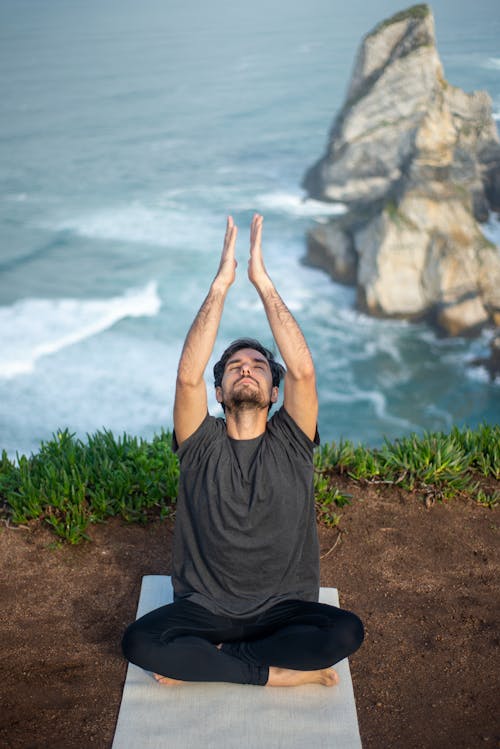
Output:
[484,57,500,70]
[0,282,161,379]
[255,191,347,217]
[481,215,500,245]
[48,201,222,249]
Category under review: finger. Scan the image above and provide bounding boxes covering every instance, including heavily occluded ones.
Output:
[223,215,234,246]
[250,213,261,231]
[250,213,258,244]
[229,224,238,251]
[250,214,263,250]
[223,217,238,255]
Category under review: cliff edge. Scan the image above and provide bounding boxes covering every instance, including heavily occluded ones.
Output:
[303,4,500,342]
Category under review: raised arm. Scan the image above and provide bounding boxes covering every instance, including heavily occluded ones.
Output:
[247,214,318,440]
[174,216,238,446]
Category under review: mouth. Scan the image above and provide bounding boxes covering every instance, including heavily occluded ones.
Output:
[236,377,257,385]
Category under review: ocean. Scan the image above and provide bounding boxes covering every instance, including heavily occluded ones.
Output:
[1,0,499,458]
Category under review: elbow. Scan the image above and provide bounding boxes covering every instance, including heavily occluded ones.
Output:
[176,368,204,390]
[287,363,316,384]
[286,367,316,392]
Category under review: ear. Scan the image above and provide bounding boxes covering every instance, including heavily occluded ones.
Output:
[215,386,224,404]
[270,386,279,404]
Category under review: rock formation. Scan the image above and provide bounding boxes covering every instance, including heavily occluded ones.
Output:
[303,4,500,341]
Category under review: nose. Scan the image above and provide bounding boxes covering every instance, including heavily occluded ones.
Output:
[240,362,251,375]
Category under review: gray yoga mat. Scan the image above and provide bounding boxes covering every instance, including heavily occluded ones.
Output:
[112,576,362,749]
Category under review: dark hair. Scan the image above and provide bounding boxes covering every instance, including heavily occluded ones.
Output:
[213,338,285,389]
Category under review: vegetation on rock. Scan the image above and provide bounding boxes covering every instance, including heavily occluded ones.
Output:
[368,3,431,38]
[303,4,500,341]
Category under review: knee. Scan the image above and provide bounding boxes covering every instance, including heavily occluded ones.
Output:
[344,611,364,654]
[121,621,146,665]
[326,610,364,662]
[338,610,364,656]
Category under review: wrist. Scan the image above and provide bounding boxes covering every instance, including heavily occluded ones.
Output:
[210,278,232,296]
[253,274,275,296]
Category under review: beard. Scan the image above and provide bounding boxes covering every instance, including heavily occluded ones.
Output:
[223,380,270,413]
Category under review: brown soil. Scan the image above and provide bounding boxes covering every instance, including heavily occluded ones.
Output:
[1,480,499,749]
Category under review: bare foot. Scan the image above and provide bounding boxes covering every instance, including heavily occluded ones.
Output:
[153,673,186,686]
[266,666,339,687]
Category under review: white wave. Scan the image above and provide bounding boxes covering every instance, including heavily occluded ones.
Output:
[481,215,500,246]
[255,191,347,217]
[298,41,323,54]
[0,282,161,379]
[464,332,500,387]
[363,337,403,364]
[322,388,416,430]
[3,192,28,202]
[51,204,177,246]
[336,304,410,333]
[483,57,500,70]
[0,331,180,460]
[48,201,221,248]
[493,112,500,122]
[235,295,304,313]
[465,364,492,384]
[422,403,454,430]
[415,326,459,348]
[48,191,346,248]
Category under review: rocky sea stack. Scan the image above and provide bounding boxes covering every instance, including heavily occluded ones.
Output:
[303,4,500,348]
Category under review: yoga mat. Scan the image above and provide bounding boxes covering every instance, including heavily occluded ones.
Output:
[112,576,362,749]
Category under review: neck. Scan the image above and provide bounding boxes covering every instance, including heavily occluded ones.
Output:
[225,407,269,440]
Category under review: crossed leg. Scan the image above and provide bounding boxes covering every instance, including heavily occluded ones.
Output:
[122,598,363,688]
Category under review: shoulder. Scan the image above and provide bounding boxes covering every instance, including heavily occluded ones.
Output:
[173,414,226,458]
[266,406,319,455]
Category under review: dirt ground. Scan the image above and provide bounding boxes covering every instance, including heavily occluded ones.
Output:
[1,480,499,749]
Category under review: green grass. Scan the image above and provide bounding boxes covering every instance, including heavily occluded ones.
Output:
[0,429,179,544]
[312,424,499,526]
[0,423,498,543]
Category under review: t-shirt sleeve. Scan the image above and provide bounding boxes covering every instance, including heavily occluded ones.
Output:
[267,406,320,461]
[172,413,224,464]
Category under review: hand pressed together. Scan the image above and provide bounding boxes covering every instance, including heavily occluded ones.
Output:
[213,213,271,291]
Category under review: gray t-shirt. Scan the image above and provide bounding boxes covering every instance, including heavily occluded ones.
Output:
[171,406,320,618]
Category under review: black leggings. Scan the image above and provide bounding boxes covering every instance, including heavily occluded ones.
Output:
[122,598,364,686]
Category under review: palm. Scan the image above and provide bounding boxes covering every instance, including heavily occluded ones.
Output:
[216,216,237,286]
[248,213,267,285]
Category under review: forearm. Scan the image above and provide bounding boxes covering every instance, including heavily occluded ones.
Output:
[256,278,315,380]
[177,281,229,386]
[177,216,237,387]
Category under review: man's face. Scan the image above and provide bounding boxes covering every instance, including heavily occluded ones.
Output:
[215,347,279,412]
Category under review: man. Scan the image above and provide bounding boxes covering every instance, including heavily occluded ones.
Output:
[122,214,364,687]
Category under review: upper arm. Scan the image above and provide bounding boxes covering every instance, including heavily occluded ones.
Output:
[283,371,318,442]
[173,378,208,447]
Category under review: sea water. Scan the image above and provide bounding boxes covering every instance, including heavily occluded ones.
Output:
[1,0,499,457]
